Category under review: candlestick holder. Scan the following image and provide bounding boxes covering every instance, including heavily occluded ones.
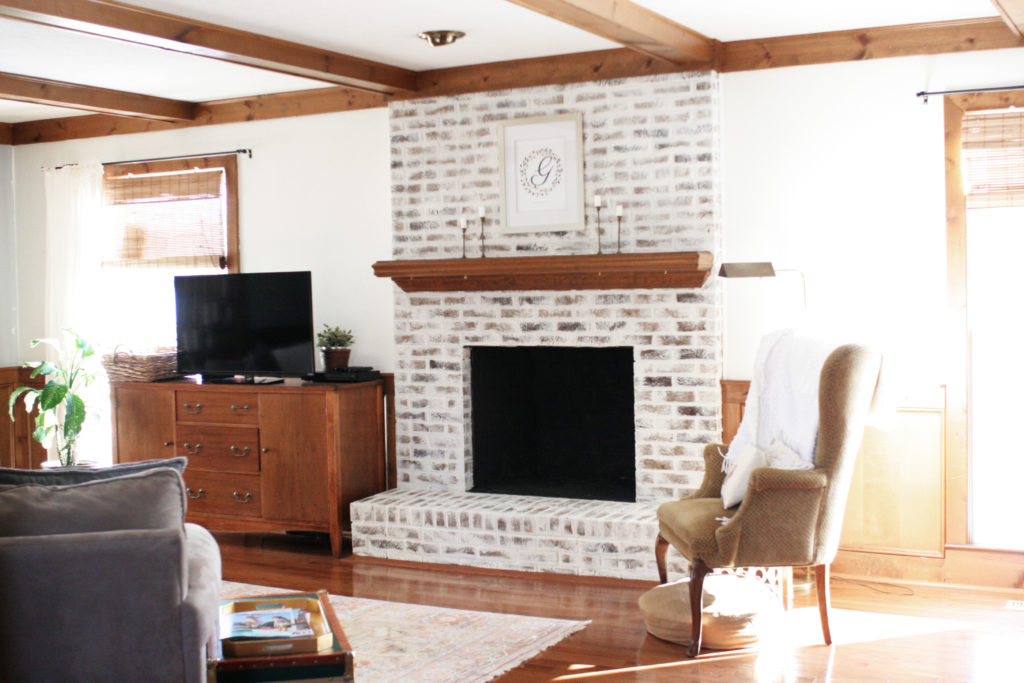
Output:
[461,223,467,259]
[479,216,486,257]
[596,206,603,254]
[616,215,622,254]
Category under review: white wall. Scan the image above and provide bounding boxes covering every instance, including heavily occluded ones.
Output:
[720,47,1024,389]
[11,108,396,372]
[0,145,17,364]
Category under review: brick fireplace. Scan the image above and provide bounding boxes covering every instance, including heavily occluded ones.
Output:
[351,71,722,579]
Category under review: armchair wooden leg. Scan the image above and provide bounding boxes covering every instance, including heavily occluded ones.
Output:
[814,563,833,646]
[655,534,669,584]
[687,558,711,658]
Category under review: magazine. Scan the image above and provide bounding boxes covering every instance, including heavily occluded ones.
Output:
[227,607,315,639]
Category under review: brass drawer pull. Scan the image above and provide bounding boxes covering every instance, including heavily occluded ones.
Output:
[183,442,202,455]
[230,445,250,457]
[261,447,269,454]
[186,487,204,499]
[162,441,172,447]
[183,402,202,414]
[233,490,253,503]
[230,404,251,412]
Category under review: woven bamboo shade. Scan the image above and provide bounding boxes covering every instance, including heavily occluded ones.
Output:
[103,167,228,269]
[962,109,1024,209]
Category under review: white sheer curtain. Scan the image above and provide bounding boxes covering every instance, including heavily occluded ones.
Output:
[41,161,110,464]
[42,162,104,339]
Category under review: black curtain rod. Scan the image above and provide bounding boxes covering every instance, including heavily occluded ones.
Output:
[917,85,1024,103]
[102,148,252,166]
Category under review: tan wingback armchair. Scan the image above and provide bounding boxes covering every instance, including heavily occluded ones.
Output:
[655,344,883,657]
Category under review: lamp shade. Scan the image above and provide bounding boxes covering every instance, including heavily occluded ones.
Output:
[718,262,776,278]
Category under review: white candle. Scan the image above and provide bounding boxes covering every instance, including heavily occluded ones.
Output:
[478,206,485,218]
[615,204,623,217]
[458,217,466,229]
[594,194,602,208]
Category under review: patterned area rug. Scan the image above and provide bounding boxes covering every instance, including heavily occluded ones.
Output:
[221,581,589,682]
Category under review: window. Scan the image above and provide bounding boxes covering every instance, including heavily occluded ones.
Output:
[95,154,239,349]
[960,107,1024,549]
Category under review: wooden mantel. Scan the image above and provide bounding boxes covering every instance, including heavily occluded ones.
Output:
[372,251,713,292]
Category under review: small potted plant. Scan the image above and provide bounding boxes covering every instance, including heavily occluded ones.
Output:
[316,324,354,371]
[7,329,99,467]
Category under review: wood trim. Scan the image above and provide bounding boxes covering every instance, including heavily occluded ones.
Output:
[0,71,196,121]
[0,123,11,145]
[103,154,240,273]
[944,97,969,547]
[718,17,1022,72]
[382,372,396,490]
[505,0,714,64]
[405,47,709,101]
[992,0,1024,38]
[835,545,1024,589]
[0,0,416,93]
[950,89,1024,111]
[720,379,749,445]
[372,251,713,292]
[11,86,386,144]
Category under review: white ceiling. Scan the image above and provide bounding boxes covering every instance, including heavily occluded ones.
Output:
[0,0,1002,125]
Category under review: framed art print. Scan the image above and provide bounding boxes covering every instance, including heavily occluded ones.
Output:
[498,112,584,232]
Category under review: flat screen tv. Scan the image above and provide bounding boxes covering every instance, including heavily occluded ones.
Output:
[174,271,314,383]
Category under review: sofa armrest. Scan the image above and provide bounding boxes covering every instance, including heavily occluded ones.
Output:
[181,523,221,681]
[713,467,829,568]
[684,443,727,499]
[0,528,191,681]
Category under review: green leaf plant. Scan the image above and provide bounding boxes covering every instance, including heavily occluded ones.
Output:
[7,329,99,467]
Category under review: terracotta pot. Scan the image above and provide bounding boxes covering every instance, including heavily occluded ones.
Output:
[321,347,351,371]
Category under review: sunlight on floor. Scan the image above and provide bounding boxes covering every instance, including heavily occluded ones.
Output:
[553,607,975,681]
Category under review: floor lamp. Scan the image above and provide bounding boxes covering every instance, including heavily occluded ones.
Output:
[718,261,814,592]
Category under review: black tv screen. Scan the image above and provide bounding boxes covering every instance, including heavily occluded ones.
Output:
[175,271,314,380]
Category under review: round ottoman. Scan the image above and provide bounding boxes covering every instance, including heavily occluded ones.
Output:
[639,574,779,649]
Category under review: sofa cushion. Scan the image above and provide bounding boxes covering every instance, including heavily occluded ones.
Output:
[0,468,187,537]
[0,456,187,487]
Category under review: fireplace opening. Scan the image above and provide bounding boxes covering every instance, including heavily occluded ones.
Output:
[469,346,635,502]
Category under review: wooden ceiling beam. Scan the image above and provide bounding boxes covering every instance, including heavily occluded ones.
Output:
[0,123,11,145]
[11,86,386,144]
[718,17,1021,72]
[992,0,1024,38]
[505,0,714,64]
[0,0,417,93]
[406,47,707,100]
[0,71,195,121]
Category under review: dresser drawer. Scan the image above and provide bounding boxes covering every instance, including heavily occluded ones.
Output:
[183,471,261,518]
[176,425,260,474]
[176,391,259,425]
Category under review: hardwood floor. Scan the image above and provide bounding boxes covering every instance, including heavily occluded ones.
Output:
[217,531,1024,681]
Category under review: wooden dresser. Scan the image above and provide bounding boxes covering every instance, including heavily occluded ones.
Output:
[111,378,385,556]
[1,366,46,469]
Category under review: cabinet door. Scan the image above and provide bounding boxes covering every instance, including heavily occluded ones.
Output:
[113,386,175,463]
[259,393,329,524]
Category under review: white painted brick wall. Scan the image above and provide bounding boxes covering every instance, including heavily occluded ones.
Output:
[363,71,723,577]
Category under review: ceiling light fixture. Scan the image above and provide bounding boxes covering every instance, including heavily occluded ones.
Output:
[417,30,465,47]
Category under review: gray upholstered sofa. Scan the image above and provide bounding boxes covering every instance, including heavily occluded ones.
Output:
[0,460,221,682]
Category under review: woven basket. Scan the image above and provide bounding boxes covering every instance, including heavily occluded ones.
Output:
[102,346,179,382]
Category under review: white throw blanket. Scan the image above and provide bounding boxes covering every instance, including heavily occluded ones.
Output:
[724,328,837,470]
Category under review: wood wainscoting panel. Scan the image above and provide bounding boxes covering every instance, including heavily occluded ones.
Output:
[840,400,946,557]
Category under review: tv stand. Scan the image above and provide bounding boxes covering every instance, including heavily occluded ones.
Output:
[200,375,284,385]
[110,378,386,557]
